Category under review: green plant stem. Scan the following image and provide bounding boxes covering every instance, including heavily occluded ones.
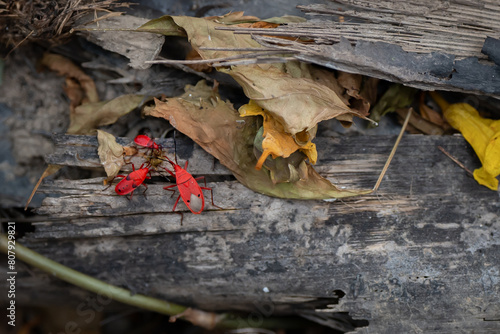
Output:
[0,234,186,315]
[0,234,311,329]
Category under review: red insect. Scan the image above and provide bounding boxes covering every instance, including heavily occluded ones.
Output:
[114,163,152,199]
[162,155,222,214]
[133,134,167,170]
[134,134,161,150]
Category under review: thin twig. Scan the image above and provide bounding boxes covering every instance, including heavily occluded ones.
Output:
[212,56,297,67]
[437,146,474,176]
[145,50,295,65]
[5,30,34,58]
[199,47,281,51]
[372,108,412,192]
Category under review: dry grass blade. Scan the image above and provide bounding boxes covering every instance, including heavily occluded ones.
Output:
[372,108,412,192]
[0,0,132,53]
[146,50,297,66]
[437,146,474,177]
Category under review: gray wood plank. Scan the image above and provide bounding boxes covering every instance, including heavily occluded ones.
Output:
[18,133,500,333]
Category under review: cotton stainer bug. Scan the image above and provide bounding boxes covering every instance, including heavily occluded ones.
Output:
[162,157,223,214]
[114,162,152,199]
[134,134,161,151]
[160,136,222,214]
[133,134,166,170]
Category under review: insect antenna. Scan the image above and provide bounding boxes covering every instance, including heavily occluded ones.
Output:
[173,130,178,165]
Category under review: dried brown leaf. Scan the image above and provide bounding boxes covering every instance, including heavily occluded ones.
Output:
[185,48,213,73]
[67,94,145,135]
[338,71,362,99]
[64,77,84,114]
[396,108,444,135]
[224,64,367,136]
[41,53,99,103]
[145,80,369,199]
[97,130,124,182]
[419,92,447,128]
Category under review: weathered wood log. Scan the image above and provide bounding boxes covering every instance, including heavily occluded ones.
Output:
[221,0,500,97]
[16,133,500,333]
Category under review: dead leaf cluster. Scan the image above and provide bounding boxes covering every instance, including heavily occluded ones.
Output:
[26,9,499,208]
[136,13,389,198]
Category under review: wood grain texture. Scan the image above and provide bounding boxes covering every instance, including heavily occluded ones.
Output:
[220,0,500,97]
[17,133,500,333]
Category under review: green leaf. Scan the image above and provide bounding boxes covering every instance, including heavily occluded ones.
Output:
[370,84,417,125]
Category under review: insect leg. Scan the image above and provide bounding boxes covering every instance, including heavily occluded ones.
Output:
[141,183,148,199]
[172,194,181,212]
[102,174,126,192]
[163,185,177,198]
[194,176,206,187]
[200,186,223,210]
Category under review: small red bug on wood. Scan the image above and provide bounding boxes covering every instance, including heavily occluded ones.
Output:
[161,136,222,214]
[134,134,161,150]
[133,134,166,170]
[114,162,152,199]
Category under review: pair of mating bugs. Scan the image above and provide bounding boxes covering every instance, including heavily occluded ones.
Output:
[113,135,221,215]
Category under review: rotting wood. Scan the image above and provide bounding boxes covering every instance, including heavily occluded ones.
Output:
[214,0,500,97]
[16,133,500,333]
[46,134,230,175]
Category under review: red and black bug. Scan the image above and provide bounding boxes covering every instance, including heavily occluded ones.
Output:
[114,162,152,199]
[134,134,161,151]
[161,135,222,214]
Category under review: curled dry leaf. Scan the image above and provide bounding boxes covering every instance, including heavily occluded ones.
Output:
[41,53,99,104]
[431,92,500,190]
[67,94,145,135]
[338,71,362,99]
[138,14,367,137]
[97,130,125,183]
[419,92,446,127]
[224,64,367,136]
[145,80,369,199]
[185,48,213,73]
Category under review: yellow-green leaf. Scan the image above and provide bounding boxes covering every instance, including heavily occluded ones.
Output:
[137,16,187,37]
[370,84,417,125]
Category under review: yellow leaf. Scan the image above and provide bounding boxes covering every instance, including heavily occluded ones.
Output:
[431,93,500,191]
[239,100,317,170]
